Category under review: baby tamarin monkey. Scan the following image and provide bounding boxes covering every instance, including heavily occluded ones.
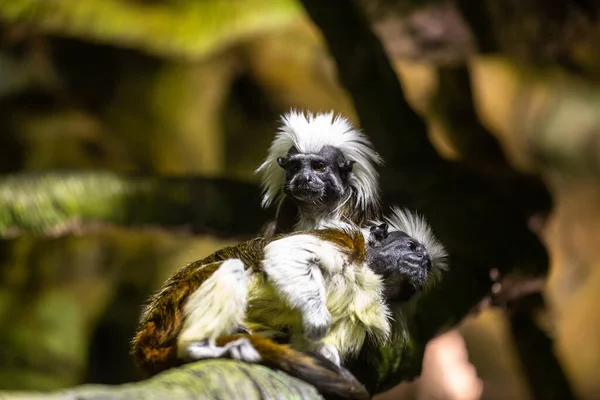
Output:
[256,109,383,234]
[131,208,447,398]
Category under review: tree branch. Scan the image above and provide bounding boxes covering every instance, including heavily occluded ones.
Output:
[508,296,576,400]
[430,66,551,217]
[299,0,550,394]
[0,171,272,239]
[0,359,325,400]
[299,0,443,181]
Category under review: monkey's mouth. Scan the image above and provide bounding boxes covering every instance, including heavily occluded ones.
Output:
[287,185,324,202]
[385,272,429,302]
[397,257,430,291]
[410,271,429,291]
[408,272,429,297]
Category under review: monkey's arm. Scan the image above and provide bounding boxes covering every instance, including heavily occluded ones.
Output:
[259,228,376,365]
[261,234,334,342]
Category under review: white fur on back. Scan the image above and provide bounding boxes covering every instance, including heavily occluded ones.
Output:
[255,109,383,215]
[178,259,249,352]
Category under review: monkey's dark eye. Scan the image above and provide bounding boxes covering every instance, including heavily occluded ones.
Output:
[287,161,301,173]
[312,161,326,172]
[407,240,418,251]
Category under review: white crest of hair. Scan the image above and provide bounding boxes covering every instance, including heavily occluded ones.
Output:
[255,108,383,214]
[177,259,250,357]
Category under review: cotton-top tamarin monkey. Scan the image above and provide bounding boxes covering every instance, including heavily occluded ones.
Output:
[256,109,383,235]
[131,208,448,399]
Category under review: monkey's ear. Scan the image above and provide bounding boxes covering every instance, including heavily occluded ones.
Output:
[376,223,389,238]
[369,222,389,244]
[339,160,355,175]
[277,157,288,168]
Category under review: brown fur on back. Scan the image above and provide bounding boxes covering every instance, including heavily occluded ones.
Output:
[313,227,367,265]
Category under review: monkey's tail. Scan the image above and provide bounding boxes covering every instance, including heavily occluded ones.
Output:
[216,334,370,400]
[130,325,182,377]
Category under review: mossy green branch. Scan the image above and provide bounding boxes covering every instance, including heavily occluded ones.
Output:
[0,0,301,60]
[0,171,271,238]
[0,359,324,400]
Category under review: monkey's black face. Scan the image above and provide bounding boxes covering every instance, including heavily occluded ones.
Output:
[277,145,354,208]
[367,226,432,302]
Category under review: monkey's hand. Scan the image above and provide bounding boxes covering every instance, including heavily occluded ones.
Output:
[302,304,332,341]
[184,338,262,363]
[314,343,342,367]
[289,334,342,367]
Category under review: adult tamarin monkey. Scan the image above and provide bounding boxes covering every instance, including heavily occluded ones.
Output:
[256,109,383,235]
[131,208,448,399]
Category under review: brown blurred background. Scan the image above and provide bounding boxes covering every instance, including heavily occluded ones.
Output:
[1,1,600,399]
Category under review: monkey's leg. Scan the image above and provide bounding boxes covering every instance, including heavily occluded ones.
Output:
[215,334,370,400]
[262,237,333,340]
[178,258,251,360]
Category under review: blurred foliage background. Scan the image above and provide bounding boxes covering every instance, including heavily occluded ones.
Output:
[0,0,599,399]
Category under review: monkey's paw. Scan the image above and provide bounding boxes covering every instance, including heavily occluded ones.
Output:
[186,338,262,364]
[223,338,262,363]
[302,307,332,341]
[315,343,342,367]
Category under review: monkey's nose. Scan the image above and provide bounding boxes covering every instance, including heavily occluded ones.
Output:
[406,252,429,269]
[296,173,313,185]
[407,252,424,261]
